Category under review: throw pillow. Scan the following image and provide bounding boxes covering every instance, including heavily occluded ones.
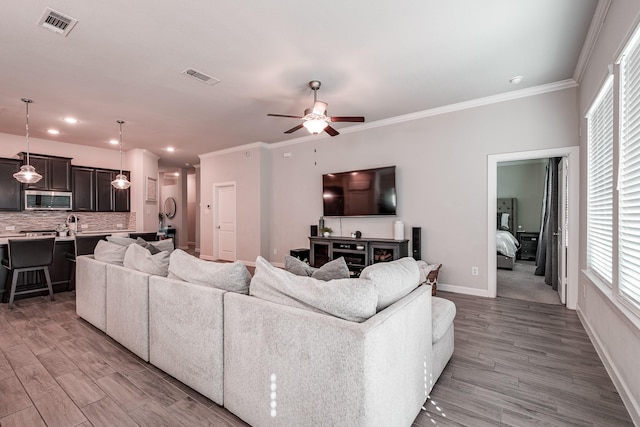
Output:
[360,257,420,311]
[168,249,251,294]
[134,237,161,255]
[311,257,350,281]
[150,238,174,253]
[250,256,377,322]
[106,235,138,246]
[123,243,170,276]
[284,255,315,276]
[93,240,128,265]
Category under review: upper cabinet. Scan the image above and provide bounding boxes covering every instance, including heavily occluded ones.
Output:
[0,158,23,211]
[20,153,72,192]
[73,166,130,212]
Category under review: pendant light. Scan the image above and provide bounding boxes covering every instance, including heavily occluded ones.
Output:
[111,120,131,189]
[13,98,43,184]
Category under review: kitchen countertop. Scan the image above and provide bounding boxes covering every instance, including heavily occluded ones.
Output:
[0,229,136,245]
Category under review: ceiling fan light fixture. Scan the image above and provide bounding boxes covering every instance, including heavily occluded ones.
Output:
[14,98,43,184]
[303,119,329,134]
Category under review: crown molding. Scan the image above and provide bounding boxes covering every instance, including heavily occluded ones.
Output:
[574,0,612,83]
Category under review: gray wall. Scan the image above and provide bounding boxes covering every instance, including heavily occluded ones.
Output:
[577,1,640,422]
[497,161,547,233]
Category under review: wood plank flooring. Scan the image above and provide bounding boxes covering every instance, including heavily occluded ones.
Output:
[0,291,634,426]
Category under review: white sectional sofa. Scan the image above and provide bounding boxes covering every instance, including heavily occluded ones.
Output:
[75,244,454,426]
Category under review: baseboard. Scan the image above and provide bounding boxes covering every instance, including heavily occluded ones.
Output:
[437,283,491,297]
[577,305,640,426]
[199,254,215,261]
[178,245,189,250]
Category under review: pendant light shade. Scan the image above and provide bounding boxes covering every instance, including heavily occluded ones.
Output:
[13,98,43,184]
[111,120,131,190]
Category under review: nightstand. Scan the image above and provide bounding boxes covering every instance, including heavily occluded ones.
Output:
[517,231,538,261]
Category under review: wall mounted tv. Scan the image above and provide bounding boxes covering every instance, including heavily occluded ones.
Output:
[322,166,397,217]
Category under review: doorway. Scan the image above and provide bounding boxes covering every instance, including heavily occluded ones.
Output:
[213,183,236,261]
[487,147,579,309]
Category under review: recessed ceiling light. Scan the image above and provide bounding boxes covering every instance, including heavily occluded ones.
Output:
[109,139,119,145]
[509,76,524,85]
[47,129,60,135]
[166,147,175,152]
[174,172,180,177]
[63,117,79,124]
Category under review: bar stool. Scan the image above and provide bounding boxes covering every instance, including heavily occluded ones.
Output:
[67,234,108,291]
[129,232,159,241]
[1,237,56,309]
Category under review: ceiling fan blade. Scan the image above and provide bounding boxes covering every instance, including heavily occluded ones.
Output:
[330,116,365,122]
[284,124,304,134]
[268,113,302,119]
[324,125,339,137]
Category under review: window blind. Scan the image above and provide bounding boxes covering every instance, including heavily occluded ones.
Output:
[586,76,614,285]
[620,36,640,310]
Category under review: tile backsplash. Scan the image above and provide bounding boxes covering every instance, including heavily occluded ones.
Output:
[0,211,136,232]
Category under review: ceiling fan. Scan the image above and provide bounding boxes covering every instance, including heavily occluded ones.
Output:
[267,80,365,136]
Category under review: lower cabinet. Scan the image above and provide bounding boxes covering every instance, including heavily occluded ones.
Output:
[309,237,409,277]
[0,241,74,302]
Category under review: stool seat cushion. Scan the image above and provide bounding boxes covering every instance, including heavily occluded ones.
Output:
[432,297,456,343]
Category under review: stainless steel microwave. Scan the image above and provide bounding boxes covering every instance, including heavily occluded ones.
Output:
[24,190,73,210]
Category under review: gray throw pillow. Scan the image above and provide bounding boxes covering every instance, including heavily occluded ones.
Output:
[311,257,350,281]
[284,255,315,276]
[135,237,161,255]
[123,243,170,276]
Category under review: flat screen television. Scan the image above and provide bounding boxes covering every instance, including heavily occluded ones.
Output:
[322,166,397,216]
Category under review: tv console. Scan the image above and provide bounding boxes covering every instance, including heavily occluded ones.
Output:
[309,236,409,277]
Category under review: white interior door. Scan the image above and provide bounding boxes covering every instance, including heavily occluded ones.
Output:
[557,158,568,304]
[215,184,236,261]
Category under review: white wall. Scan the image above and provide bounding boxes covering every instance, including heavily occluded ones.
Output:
[187,172,197,244]
[129,148,159,232]
[497,161,547,233]
[577,1,640,423]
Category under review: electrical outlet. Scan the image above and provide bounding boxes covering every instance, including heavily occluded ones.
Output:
[273,248,278,255]
[81,224,88,229]
[5,226,15,231]
[116,223,123,228]
[471,267,479,276]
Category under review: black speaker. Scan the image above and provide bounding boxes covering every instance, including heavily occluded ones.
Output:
[310,225,318,237]
[412,227,421,260]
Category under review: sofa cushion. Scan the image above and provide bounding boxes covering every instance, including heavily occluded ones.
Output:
[360,257,420,311]
[106,235,138,246]
[250,256,377,322]
[168,249,250,294]
[93,240,128,265]
[432,297,456,343]
[284,255,350,281]
[123,243,170,276]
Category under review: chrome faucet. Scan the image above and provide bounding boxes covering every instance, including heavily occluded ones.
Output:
[66,213,78,234]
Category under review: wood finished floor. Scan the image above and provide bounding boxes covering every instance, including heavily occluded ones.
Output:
[0,291,633,426]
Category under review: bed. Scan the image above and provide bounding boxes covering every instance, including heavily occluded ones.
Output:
[497,198,519,270]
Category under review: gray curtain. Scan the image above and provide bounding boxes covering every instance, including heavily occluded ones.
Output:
[534,158,559,290]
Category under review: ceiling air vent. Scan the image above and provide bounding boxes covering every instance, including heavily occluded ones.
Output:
[38,8,78,37]
[182,68,221,86]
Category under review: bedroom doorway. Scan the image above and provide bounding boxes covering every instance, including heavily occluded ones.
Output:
[487,147,579,309]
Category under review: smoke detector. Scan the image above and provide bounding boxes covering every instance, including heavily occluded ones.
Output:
[182,68,220,86]
[38,7,78,37]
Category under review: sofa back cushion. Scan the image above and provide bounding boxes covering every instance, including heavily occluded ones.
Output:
[360,257,420,311]
[168,249,250,294]
[284,255,350,281]
[250,256,377,322]
[123,243,170,276]
[94,240,128,265]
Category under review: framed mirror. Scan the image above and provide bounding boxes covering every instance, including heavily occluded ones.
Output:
[164,197,177,219]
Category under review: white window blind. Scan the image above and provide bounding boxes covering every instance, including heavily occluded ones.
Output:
[586,76,614,285]
[620,34,640,310]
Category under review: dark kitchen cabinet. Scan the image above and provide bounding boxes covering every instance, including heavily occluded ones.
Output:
[20,153,72,191]
[0,158,22,211]
[95,169,130,212]
[71,166,96,211]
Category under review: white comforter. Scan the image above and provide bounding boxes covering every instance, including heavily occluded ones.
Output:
[496,230,520,258]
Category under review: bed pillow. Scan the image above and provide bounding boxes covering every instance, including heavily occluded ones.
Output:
[168,249,250,294]
[360,257,420,311]
[250,256,377,322]
[93,240,129,265]
[123,243,170,276]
